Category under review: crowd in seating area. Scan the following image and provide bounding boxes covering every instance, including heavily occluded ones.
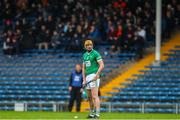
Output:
[0,0,179,56]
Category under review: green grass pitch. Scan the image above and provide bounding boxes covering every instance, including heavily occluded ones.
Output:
[0,111,180,119]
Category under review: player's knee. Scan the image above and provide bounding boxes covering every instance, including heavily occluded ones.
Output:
[87,96,92,101]
[92,95,98,100]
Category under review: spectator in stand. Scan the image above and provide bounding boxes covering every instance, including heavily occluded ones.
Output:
[164,4,175,38]
[137,26,146,40]
[3,37,13,57]
[124,33,133,52]
[108,24,115,45]
[1,0,178,54]
[109,45,120,57]
[88,24,100,43]
[15,20,22,31]
[115,22,123,50]
[35,15,45,32]
[12,37,19,55]
[133,32,145,59]
[3,19,13,32]
[21,30,35,49]
[175,3,180,27]
[121,24,134,52]
[51,30,61,49]
[36,25,49,50]
[14,29,22,54]
[46,15,56,34]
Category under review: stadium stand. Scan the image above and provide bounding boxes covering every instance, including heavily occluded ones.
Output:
[1,0,179,55]
[0,0,179,113]
[0,48,135,111]
[100,34,180,113]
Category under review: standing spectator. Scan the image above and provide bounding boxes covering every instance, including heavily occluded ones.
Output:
[133,32,145,59]
[68,64,83,112]
[137,26,146,40]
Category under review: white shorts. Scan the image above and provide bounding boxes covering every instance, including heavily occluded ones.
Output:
[86,73,100,89]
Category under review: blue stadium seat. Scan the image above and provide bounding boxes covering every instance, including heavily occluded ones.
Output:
[0,48,134,111]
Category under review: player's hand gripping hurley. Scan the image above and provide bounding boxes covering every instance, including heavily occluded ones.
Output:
[82,79,97,89]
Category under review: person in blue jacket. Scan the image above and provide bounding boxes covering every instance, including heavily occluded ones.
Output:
[68,64,83,112]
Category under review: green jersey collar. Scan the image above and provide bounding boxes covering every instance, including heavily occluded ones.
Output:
[87,49,94,55]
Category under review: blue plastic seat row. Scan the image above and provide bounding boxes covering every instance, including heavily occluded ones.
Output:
[101,107,174,113]
[115,87,180,91]
[0,77,68,81]
[130,83,179,87]
[110,96,179,101]
[0,95,70,99]
[0,90,69,95]
[0,72,69,76]
[108,91,180,96]
[0,81,68,86]
[0,86,67,90]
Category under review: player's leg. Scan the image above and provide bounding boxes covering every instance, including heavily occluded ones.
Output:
[68,88,76,112]
[91,87,100,118]
[86,74,95,117]
[75,88,82,112]
[86,89,95,118]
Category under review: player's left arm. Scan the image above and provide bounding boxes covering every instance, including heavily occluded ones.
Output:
[96,60,104,78]
[94,53,104,80]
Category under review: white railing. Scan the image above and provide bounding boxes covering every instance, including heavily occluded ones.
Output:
[0,102,179,113]
[101,102,179,114]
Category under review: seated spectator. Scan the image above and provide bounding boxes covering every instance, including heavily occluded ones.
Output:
[122,33,134,52]
[12,38,20,55]
[3,19,13,32]
[108,25,116,45]
[15,20,22,31]
[46,15,55,34]
[175,4,180,27]
[0,0,178,53]
[20,30,35,49]
[67,34,82,52]
[88,24,100,43]
[35,15,45,32]
[109,45,120,57]
[3,38,13,57]
[36,25,49,50]
[51,30,61,49]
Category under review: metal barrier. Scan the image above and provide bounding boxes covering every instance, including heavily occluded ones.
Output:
[13,102,68,112]
[101,102,179,114]
[0,102,179,113]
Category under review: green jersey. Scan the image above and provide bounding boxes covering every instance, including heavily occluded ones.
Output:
[83,49,102,75]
